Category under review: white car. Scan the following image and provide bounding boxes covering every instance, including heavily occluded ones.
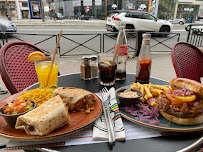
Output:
[106,10,128,32]
[106,11,173,33]
[168,18,186,25]
[193,17,203,24]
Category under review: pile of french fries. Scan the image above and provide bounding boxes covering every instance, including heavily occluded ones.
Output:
[130,82,169,106]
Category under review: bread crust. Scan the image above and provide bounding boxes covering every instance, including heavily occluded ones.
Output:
[160,110,203,125]
[170,78,203,99]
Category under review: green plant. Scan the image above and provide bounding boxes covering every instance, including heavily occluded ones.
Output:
[101,13,107,20]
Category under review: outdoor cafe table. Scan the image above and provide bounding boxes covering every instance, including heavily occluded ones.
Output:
[25,73,203,152]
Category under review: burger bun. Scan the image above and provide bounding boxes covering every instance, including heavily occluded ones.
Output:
[160,110,203,126]
[170,78,203,99]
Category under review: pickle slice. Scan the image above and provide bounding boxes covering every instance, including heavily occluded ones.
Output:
[175,95,196,102]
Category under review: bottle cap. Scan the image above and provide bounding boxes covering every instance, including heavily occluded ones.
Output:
[142,33,151,39]
[82,56,90,61]
[90,55,97,61]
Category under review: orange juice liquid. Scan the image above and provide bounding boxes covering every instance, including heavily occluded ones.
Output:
[35,61,58,87]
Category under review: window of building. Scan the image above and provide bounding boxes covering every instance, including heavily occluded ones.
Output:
[22,2,28,7]
[158,0,175,20]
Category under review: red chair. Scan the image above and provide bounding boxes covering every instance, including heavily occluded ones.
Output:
[171,42,203,83]
[0,41,46,94]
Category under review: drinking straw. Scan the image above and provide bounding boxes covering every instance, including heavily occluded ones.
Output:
[45,30,63,87]
[111,34,125,67]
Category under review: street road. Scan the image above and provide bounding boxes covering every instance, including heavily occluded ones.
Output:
[5,25,188,55]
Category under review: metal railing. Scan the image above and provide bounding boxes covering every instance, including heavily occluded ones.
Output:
[0,32,57,54]
[146,32,180,52]
[186,24,203,47]
[0,31,180,56]
[59,33,102,57]
[0,32,102,56]
[104,31,180,55]
[103,30,138,55]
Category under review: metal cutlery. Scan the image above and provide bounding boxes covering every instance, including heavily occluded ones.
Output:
[100,87,116,145]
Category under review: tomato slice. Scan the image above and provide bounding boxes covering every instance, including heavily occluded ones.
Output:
[165,90,195,104]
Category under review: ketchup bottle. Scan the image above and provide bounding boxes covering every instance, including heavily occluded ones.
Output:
[136,34,152,83]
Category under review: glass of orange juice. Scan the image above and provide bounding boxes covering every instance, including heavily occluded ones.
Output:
[34,55,59,87]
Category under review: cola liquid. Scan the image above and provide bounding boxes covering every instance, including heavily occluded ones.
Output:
[116,70,126,80]
[98,61,117,86]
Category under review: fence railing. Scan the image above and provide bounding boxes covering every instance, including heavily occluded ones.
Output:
[103,30,138,54]
[0,31,180,56]
[0,32,57,54]
[59,34,102,57]
[186,24,203,47]
[146,32,180,52]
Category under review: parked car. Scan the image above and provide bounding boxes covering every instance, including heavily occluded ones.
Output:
[185,17,203,32]
[106,10,129,31]
[185,23,203,33]
[0,18,17,33]
[53,13,64,20]
[80,15,90,20]
[193,16,203,24]
[106,11,173,33]
[168,18,186,25]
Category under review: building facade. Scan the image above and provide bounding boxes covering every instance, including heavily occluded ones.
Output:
[0,0,203,20]
[158,0,203,21]
[0,0,16,17]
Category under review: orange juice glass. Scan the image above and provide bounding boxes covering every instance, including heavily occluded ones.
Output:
[34,55,58,87]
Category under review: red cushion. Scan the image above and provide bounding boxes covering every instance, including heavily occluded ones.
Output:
[0,41,45,94]
[171,42,203,82]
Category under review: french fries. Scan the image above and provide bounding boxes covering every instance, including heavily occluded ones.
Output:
[130,82,169,105]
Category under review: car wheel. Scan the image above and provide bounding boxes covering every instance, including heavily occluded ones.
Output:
[179,21,184,25]
[112,27,118,32]
[160,26,170,37]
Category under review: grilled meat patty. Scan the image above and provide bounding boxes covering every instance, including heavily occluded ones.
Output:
[157,95,203,118]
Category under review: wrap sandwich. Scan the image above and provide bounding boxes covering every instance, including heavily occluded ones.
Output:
[15,95,70,136]
[52,87,95,112]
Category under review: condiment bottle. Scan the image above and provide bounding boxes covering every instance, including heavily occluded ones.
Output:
[80,56,91,80]
[136,33,152,84]
[114,22,128,80]
[90,55,98,79]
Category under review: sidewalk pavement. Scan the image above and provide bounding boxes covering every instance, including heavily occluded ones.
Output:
[12,18,107,26]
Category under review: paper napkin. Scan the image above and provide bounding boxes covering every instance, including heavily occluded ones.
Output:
[93,87,126,141]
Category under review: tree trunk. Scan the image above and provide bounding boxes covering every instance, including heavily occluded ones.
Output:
[41,0,45,22]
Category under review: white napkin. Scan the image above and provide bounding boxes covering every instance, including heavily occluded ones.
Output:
[93,87,126,141]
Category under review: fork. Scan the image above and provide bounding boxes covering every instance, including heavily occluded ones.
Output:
[100,87,116,145]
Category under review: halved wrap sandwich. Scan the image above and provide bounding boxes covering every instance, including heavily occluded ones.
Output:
[15,95,70,136]
[52,87,95,112]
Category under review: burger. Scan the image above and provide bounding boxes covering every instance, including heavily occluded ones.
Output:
[157,78,203,125]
